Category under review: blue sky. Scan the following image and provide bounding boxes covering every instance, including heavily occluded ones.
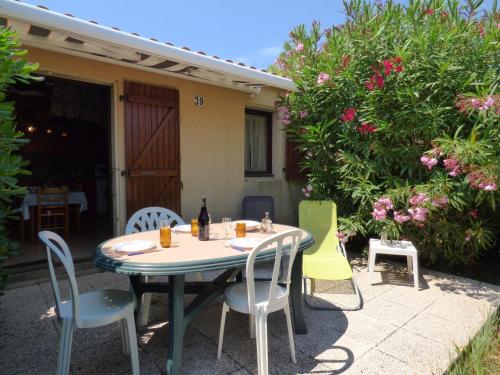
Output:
[22,0,496,69]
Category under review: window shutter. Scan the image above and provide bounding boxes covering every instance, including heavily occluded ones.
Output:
[285,138,306,180]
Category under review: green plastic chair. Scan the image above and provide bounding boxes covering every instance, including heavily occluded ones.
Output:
[299,200,362,310]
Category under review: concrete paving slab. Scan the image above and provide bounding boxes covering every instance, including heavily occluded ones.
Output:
[361,295,420,327]
[346,348,414,375]
[376,328,456,375]
[2,260,498,375]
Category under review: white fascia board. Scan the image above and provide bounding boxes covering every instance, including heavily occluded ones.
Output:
[0,0,297,92]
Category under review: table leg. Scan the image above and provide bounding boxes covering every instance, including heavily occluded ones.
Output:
[166,274,185,375]
[129,275,142,316]
[290,251,307,335]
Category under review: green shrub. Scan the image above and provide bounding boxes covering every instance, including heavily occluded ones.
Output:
[0,27,37,292]
[274,0,499,264]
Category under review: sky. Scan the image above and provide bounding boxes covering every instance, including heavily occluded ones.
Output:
[21,0,496,70]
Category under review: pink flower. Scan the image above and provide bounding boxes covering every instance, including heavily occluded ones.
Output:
[378,197,394,210]
[394,211,411,224]
[277,106,289,113]
[480,182,497,191]
[372,196,393,221]
[382,60,393,75]
[337,231,348,243]
[409,193,429,206]
[357,123,377,134]
[424,8,434,15]
[375,74,384,88]
[409,207,428,222]
[432,196,448,208]
[317,72,330,84]
[469,209,480,219]
[302,184,313,197]
[371,208,387,221]
[471,98,481,108]
[395,65,403,73]
[443,158,461,176]
[480,96,495,110]
[420,155,438,170]
[282,118,291,125]
[299,111,309,118]
[365,80,375,91]
[295,42,304,52]
[341,108,356,122]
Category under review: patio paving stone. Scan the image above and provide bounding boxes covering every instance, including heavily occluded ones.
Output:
[1,259,498,374]
[360,295,420,327]
[375,327,456,375]
[346,349,414,375]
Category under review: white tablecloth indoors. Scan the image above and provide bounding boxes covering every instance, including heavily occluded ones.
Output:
[20,192,88,220]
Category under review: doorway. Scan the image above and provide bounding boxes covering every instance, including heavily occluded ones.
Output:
[6,75,113,268]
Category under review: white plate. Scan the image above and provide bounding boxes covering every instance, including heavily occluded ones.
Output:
[173,224,192,233]
[233,220,261,232]
[113,240,156,254]
[228,237,261,251]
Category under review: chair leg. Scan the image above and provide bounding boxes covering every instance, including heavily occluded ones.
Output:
[249,314,255,339]
[120,318,130,355]
[304,276,363,311]
[126,310,140,375]
[56,319,74,375]
[255,312,269,375]
[217,302,229,359]
[284,304,297,363]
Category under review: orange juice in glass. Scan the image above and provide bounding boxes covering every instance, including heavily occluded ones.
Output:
[235,222,246,238]
[159,220,171,248]
[191,219,199,237]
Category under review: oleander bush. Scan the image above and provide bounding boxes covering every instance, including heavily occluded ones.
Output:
[273,0,500,264]
[0,27,37,292]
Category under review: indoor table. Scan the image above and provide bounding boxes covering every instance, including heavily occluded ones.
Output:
[94,223,314,375]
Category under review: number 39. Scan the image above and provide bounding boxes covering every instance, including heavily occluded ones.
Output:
[194,96,204,106]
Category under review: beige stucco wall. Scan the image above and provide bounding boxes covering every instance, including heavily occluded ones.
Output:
[23,46,302,234]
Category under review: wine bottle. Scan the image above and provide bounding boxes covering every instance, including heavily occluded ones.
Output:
[198,197,210,241]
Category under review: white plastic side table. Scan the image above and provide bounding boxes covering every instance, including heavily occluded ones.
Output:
[368,239,419,289]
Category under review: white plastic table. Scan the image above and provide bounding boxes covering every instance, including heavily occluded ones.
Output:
[368,238,419,289]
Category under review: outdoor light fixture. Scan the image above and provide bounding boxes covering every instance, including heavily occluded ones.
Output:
[61,131,68,137]
[46,128,53,135]
[26,125,37,133]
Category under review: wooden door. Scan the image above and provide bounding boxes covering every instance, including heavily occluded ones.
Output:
[124,81,180,218]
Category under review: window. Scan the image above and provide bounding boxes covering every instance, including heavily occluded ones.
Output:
[245,109,272,176]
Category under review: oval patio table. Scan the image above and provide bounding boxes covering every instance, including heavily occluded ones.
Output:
[94,223,314,375]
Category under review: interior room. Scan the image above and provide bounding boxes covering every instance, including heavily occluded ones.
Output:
[5,75,113,270]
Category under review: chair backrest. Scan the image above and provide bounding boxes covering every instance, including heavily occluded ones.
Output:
[125,207,185,234]
[245,229,302,314]
[298,200,338,257]
[37,187,69,208]
[242,195,275,222]
[38,231,80,323]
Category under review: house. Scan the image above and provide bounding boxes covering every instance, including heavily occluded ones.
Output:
[0,0,304,266]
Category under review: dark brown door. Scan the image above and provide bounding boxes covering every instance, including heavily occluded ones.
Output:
[124,81,180,218]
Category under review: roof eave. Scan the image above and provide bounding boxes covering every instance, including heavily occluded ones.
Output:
[0,0,297,92]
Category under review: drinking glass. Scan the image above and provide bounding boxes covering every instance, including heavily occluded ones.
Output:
[222,217,232,239]
[236,222,246,238]
[191,219,198,237]
[159,219,171,248]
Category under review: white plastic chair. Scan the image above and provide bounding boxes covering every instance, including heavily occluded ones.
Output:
[217,229,302,375]
[125,207,185,326]
[38,231,139,375]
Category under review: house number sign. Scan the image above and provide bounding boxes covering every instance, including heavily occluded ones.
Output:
[194,95,204,106]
